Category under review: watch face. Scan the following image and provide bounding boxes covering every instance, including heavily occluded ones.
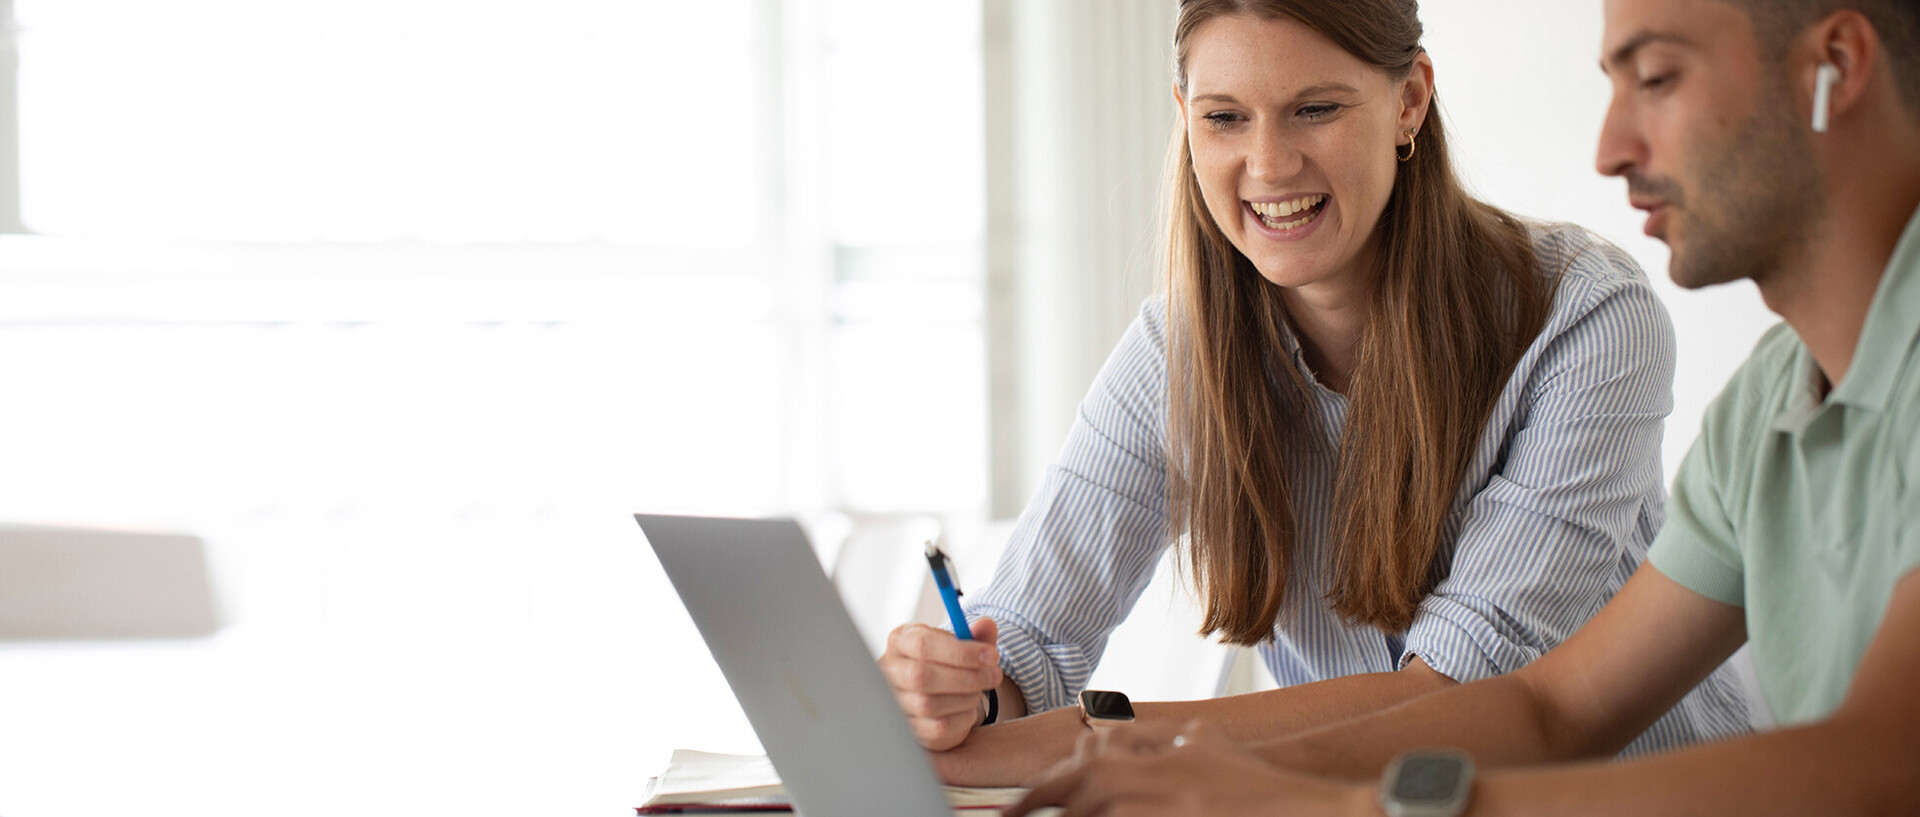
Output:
[1080,690,1134,721]
[1389,755,1467,803]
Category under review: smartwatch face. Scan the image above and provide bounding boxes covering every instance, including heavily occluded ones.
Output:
[1389,755,1467,803]
[1079,690,1134,721]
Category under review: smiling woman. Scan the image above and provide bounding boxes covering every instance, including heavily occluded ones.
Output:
[878,0,1755,788]
[1166,6,1553,639]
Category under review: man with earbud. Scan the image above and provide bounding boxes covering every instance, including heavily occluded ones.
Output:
[1004,0,1920,814]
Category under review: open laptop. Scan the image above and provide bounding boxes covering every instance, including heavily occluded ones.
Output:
[636,513,953,817]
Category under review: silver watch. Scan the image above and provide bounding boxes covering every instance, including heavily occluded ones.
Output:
[1378,749,1474,817]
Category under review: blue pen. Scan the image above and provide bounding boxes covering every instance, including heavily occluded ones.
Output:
[924,541,1000,725]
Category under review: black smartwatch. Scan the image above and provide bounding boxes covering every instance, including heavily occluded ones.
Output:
[979,688,999,726]
[1077,689,1134,730]
[1378,749,1474,817]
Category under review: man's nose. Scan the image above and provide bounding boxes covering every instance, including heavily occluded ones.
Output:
[1595,92,1645,179]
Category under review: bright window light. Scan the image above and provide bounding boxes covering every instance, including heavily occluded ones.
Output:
[15,0,757,245]
[0,2,985,814]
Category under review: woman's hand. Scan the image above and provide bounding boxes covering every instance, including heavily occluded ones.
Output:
[1003,721,1373,817]
[929,705,1086,787]
[879,618,1004,751]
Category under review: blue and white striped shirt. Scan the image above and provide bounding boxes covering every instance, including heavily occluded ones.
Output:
[967,224,1751,754]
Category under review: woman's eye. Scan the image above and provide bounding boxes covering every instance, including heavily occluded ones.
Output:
[1298,103,1340,120]
[1202,111,1243,129]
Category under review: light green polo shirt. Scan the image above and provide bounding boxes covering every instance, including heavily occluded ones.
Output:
[1648,204,1920,726]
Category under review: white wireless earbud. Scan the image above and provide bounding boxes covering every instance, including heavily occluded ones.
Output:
[1812,63,1840,133]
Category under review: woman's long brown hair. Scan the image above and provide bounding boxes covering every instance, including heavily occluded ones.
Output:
[1167,0,1554,643]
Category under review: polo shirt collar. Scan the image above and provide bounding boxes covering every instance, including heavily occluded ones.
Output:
[1827,203,1920,412]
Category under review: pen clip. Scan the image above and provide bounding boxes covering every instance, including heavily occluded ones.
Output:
[924,541,963,595]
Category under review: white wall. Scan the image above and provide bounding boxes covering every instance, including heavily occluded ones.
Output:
[1426,0,1779,479]
[983,0,1174,517]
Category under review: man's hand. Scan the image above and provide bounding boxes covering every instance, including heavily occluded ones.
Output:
[1004,720,1372,817]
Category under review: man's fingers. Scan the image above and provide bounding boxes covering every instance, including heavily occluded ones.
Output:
[1003,756,1092,816]
[1008,755,1166,817]
[1006,724,1198,815]
[1082,721,1185,758]
[1175,719,1232,750]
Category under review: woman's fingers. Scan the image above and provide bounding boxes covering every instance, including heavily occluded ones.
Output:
[891,622,1000,670]
[909,706,985,751]
[878,620,1005,750]
[881,623,1001,693]
[896,689,986,720]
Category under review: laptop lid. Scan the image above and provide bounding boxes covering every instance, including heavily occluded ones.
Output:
[636,513,952,817]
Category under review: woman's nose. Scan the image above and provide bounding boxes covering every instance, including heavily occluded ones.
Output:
[1245,123,1300,185]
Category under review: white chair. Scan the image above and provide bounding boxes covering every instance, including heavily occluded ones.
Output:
[821,514,1247,703]
[1084,550,1241,702]
[815,513,945,659]
[957,520,1239,704]
[0,523,221,639]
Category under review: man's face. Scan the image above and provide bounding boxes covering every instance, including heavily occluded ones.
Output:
[1597,0,1822,289]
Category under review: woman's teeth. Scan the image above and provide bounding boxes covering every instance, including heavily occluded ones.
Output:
[1251,194,1326,230]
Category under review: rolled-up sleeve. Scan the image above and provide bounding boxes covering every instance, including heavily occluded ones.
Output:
[965,299,1175,714]
[1402,253,1677,683]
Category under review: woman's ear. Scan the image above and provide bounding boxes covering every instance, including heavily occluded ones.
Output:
[1174,82,1190,128]
[1399,52,1436,134]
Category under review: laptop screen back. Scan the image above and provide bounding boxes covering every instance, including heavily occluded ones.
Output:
[636,514,951,817]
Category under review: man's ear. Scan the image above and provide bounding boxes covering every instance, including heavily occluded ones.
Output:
[1801,10,1879,132]
[1399,52,1436,135]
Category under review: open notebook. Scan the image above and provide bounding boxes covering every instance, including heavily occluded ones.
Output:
[638,749,1032,814]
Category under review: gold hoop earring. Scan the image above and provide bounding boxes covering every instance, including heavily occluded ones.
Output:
[1397,129,1417,163]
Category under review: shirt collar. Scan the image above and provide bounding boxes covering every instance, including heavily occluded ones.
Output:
[1827,203,1920,411]
[1270,310,1315,376]
[1770,345,1826,433]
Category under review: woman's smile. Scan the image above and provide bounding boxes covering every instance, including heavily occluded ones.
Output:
[1180,13,1405,292]
[1245,194,1330,239]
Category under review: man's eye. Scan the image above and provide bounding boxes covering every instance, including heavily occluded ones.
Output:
[1639,72,1677,91]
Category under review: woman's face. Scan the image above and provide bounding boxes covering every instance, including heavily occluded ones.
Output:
[1178,14,1430,294]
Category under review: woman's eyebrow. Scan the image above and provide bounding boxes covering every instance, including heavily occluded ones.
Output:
[1291,82,1361,98]
[1189,82,1361,105]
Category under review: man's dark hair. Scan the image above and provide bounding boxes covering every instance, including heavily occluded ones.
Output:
[1731,0,1920,112]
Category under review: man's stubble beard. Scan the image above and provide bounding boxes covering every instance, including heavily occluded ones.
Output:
[1668,81,1825,291]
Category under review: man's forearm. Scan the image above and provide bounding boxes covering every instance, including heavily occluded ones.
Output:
[1132,660,1456,745]
[937,662,1453,787]
[1251,672,1579,780]
[1471,717,1920,816]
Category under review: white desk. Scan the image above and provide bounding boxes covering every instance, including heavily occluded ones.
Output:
[0,626,763,817]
